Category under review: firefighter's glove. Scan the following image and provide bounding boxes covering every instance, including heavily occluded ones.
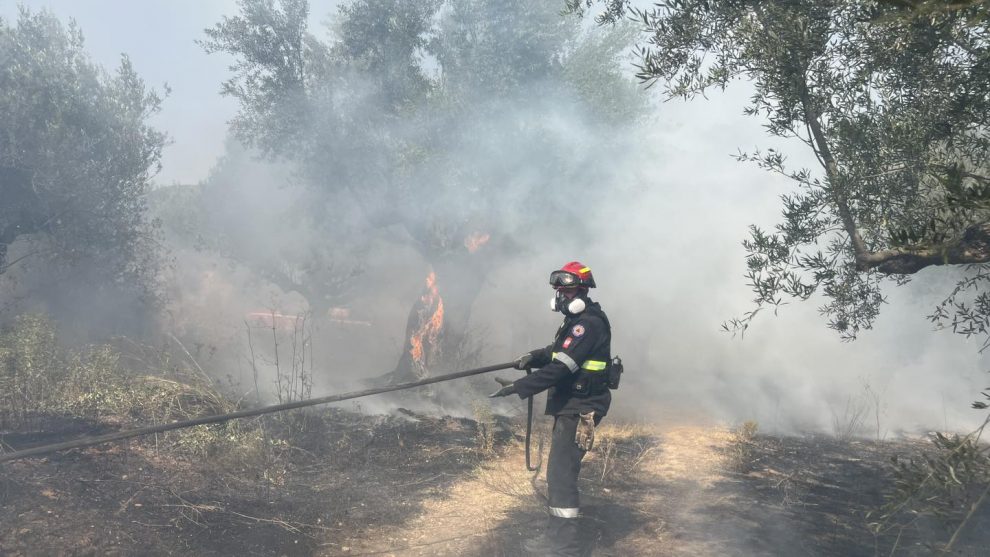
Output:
[576,411,596,451]
[513,353,534,370]
[488,377,517,398]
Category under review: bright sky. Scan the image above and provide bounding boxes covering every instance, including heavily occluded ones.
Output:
[2,0,342,185]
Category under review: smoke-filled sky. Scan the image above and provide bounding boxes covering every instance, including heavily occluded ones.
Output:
[477,83,990,435]
[6,0,989,436]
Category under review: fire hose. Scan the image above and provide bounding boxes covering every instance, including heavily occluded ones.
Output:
[524,368,539,472]
[0,361,541,465]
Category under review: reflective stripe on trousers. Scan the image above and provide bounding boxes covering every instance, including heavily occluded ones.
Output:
[549,506,580,518]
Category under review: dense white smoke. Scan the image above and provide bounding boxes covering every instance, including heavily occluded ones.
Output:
[476,82,989,436]
[168,76,989,437]
[9,0,985,436]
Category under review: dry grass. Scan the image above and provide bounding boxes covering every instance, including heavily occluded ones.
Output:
[587,421,664,484]
[471,400,497,458]
[0,314,60,427]
[0,313,264,459]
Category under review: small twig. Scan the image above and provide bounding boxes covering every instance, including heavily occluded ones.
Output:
[394,473,444,488]
[115,488,147,516]
[271,309,283,405]
[0,249,43,274]
[168,333,213,386]
[941,480,990,553]
[245,321,261,405]
[223,509,305,534]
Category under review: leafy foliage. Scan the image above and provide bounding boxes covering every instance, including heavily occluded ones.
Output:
[202,0,645,241]
[0,313,59,423]
[870,429,990,553]
[0,9,166,321]
[572,0,990,343]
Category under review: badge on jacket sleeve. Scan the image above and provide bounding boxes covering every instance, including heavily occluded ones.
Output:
[562,337,573,348]
[571,324,585,337]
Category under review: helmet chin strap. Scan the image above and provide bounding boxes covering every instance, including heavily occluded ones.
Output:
[551,293,587,315]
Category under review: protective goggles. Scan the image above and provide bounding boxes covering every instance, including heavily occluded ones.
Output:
[549,270,581,288]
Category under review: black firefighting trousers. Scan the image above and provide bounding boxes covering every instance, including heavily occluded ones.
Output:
[548,414,585,516]
[543,413,596,556]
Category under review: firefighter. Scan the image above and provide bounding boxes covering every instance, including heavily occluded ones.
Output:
[489,261,612,556]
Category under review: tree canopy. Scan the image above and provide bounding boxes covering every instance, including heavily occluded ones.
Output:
[0,8,166,327]
[571,0,990,345]
[197,0,652,379]
[198,0,646,310]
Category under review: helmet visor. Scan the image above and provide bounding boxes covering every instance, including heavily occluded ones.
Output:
[549,270,580,288]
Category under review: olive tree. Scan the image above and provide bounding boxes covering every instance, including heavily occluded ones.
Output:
[571,0,990,345]
[202,0,645,379]
[0,9,166,325]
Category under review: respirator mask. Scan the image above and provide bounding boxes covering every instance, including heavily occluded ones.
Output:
[550,289,587,315]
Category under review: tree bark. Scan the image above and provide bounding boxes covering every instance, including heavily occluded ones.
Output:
[795,82,990,275]
[381,247,488,385]
[858,222,990,274]
[0,166,39,274]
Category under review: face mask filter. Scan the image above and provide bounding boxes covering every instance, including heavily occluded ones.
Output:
[551,291,586,315]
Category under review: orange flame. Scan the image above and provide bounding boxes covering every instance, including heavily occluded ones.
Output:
[464,232,490,253]
[409,271,444,365]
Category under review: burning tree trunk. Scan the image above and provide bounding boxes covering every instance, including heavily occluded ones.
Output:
[391,271,445,381]
[382,232,490,384]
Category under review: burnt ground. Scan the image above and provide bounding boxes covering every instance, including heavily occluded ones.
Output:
[2,410,990,556]
[1,409,509,556]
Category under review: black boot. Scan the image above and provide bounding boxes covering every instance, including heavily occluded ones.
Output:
[522,532,556,555]
[554,517,582,557]
[524,516,582,556]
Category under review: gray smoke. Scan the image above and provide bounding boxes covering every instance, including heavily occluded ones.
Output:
[8,0,986,436]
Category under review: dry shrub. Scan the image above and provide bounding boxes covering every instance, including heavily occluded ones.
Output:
[870,430,990,552]
[590,422,661,485]
[0,313,262,458]
[0,314,61,425]
[728,420,760,467]
[472,400,497,457]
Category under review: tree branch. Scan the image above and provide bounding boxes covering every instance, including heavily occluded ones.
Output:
[799,85,874,267]
[858,222,990,274]
[0,249,43,275]
[793,78,987,276]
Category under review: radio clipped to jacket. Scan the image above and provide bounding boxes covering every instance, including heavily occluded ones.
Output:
[607,356,623,390]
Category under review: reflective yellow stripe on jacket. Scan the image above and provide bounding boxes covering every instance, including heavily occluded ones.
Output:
[552,352,607,372]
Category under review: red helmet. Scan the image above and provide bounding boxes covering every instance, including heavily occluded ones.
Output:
[549,261,596,288]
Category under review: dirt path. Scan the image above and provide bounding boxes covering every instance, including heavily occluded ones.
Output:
[318,424,746,557]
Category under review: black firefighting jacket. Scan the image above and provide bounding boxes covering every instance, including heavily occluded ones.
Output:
[512,300,612,417]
